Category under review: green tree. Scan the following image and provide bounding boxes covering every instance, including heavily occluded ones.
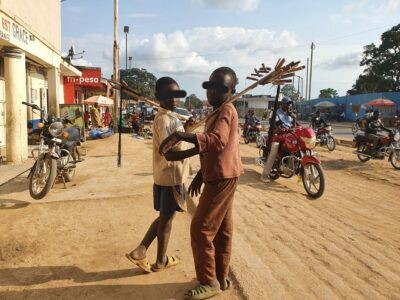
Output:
[119,68,157,100]
[184,94,203,109]
[348,23,400,94]
[281,84,300,100]
[319,88,338,98]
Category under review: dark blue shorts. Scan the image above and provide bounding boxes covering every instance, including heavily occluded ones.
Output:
[153,184,179,216]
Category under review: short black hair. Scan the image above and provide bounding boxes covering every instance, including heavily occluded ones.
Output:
[156,77,178,93]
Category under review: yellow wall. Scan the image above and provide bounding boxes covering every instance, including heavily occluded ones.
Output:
[0,0,60,52]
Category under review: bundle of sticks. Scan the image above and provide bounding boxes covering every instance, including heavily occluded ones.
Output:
[109,58,304,132]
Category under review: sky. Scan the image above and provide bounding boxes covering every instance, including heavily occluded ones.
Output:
[61,0,400,100]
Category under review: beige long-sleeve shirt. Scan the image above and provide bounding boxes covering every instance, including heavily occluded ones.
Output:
[153,107,190,186]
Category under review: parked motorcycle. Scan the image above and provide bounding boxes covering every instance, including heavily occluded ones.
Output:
[22,102,81,199]
[353,123,400,169]
[243,120,262,144]
[257,126,325,198]
[315,124,336,151]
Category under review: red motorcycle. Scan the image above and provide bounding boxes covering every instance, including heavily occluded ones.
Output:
[242,120,262,144]
[257,126,325,198]
[315,124,336,151]
[353,125,400,169]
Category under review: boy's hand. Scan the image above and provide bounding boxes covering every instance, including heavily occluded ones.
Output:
[188,171,203,197]
[159,132,181,155]
[184,117,195,131]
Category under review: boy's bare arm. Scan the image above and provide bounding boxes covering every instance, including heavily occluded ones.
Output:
[159,132,198,155]
[164,147,199,161]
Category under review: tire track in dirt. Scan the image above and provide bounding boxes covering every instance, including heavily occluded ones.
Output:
[236,183,400,299]
[235,187,377,299]
[232,142,400,298]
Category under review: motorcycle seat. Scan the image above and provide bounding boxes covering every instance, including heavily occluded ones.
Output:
[353,134,368,143]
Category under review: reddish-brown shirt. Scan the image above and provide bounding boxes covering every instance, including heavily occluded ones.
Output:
[196,103,243,182]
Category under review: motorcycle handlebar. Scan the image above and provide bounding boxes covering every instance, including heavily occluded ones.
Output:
[22,101,43,112]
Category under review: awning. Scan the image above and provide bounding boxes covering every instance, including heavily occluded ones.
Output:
[60,60,82,77]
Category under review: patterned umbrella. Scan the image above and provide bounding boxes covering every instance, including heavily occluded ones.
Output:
[366,98,395,107]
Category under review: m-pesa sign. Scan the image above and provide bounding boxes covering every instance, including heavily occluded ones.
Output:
[64,68,102,87]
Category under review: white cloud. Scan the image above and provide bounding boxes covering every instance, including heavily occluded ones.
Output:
[317,52,361,70]
[192,0,260,12]
[333,0,400,24]
[131,27,298,77]
[63,26,299,98]
[387,0,400,9]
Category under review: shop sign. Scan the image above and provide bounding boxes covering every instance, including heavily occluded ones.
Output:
[64,68,102,87]
[0,12,31,46]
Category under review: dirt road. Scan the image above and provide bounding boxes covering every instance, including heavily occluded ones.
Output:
[0,134,399,299]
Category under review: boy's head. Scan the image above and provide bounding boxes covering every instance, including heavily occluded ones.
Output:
[155,77,187,111]
[202,67,237,108]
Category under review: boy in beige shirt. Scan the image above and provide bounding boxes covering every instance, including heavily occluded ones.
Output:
[126,77,192,272]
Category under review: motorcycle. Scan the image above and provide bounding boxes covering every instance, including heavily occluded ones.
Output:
[243,120,262,145]
[256,126,325,198]
[353,123,400,169]
[315,124,336,151]
[22,102,81,199]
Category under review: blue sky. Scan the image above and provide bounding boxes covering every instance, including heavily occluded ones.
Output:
[61,0,400,100]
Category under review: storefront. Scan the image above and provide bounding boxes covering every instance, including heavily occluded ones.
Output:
[0,5,81,163]
[63,67,106,104]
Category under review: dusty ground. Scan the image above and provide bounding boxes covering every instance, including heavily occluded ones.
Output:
[0,132,399,299]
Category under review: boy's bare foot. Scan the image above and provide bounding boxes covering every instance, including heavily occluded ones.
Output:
[129,245,146,260]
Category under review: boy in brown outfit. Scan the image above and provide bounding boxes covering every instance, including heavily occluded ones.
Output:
[160,67,243,299]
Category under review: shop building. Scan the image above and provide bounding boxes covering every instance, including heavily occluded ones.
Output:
[0,0,80,163]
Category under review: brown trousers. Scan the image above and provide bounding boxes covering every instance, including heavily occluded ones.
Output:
[191,177,238,284]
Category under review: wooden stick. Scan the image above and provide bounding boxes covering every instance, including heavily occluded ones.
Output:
[186,59,305,132]
[108,58,305,134]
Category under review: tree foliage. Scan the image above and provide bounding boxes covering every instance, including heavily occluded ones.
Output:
[319,88,338,98]
[281,84,300,100]
[119,68,157,100]
[348,23,400,95]
[184,94,203,109]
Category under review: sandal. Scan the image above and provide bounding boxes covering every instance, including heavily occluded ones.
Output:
[185,284,221,300]
[125,253,152,273]
[151,255,179,272]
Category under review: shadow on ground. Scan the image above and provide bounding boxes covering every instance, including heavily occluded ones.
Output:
[0,176,29,195]
[0,199,30,210]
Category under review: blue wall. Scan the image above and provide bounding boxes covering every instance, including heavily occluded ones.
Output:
[296,92,400,121]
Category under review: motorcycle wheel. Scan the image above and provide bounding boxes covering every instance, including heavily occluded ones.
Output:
[244,136,250,144]
[63,154,76,182]
[326,136,336,151]
[29,154,57,200]
[389,149,400,169]
[301,163,325,199]
[256,134,263,148]
[351,123,359,134]
[357,144,370,162]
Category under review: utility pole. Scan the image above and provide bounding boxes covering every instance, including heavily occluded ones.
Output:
[305,58,309,100]
[113,0,119,132]
[308,42,316,100]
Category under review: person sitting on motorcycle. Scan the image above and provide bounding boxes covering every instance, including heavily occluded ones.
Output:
[261,96,296,182]
[360,108,373,129]
[311,110,327,130]
[365,110,392,157]
[275,96,296,130]
[243,109,259,136]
